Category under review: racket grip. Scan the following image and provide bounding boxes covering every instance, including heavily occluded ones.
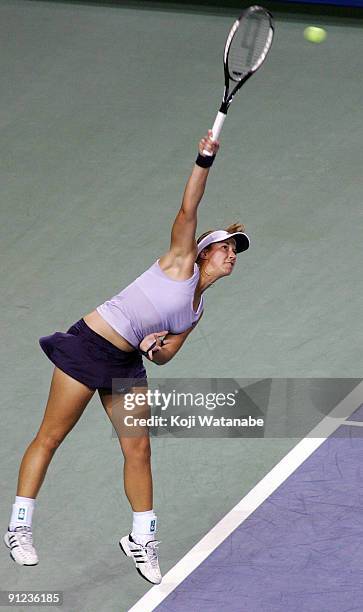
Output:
[202,111,226,156]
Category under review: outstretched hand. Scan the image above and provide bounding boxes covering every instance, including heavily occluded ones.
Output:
[139,331,168,360]
[198,130,220,157]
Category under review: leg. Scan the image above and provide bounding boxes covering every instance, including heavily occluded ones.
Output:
[17,367,95,498]
[98,387,152,511]
[100,388,162,585]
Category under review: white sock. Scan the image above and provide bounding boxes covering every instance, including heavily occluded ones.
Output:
[131,510,157,544]
[9,496,35,531]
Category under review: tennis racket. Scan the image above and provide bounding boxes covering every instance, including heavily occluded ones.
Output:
[203,5,274,155]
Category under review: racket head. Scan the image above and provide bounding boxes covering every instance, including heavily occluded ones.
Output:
[224,5,274,86]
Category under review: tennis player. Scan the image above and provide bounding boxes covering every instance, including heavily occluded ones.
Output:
[4,130,249,584]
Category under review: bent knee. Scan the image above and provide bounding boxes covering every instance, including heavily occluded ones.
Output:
[122,437,151,462]
[35,432,64,452]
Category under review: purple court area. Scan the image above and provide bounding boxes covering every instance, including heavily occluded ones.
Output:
[156,425,363,612]
[347,404,363,421]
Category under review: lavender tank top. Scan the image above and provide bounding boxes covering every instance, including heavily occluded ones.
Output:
[96,259,204,348]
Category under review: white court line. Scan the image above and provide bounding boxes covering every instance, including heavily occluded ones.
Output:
[340,420,363,427]
[128,381,363,612]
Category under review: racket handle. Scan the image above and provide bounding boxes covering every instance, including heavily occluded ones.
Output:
[202,111,226,156]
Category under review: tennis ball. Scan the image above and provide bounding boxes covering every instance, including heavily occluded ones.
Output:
[304,26,327,44]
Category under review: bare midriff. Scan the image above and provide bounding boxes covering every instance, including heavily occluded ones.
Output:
[83,310,136,352]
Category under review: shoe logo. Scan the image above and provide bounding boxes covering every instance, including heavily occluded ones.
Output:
[18,508,25,520]
[150,519,156,532]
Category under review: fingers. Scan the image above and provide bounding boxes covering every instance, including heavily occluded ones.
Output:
[140,331,168,359]
[146,331,168,359]
[148,343,163,360]
[199,130,220,156]
[153,332,167,347]
[146,340,157,352]
[154,331,168,343]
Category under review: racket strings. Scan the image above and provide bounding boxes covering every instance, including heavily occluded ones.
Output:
[228,12,272,81]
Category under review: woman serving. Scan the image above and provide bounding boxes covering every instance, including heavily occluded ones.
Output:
[4,131,249,584]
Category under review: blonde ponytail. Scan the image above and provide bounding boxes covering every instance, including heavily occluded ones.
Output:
[225,222,245,234]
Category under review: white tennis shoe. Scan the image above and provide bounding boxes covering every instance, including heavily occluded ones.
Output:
[119,534,162,584]
[4,526,39,566]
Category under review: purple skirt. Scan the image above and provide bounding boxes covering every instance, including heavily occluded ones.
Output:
[39,318,147,393]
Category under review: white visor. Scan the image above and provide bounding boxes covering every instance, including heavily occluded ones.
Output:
[197,230,250,256]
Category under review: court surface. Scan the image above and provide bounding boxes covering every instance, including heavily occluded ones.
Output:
[0,2,362,611]
[130,382,363,611]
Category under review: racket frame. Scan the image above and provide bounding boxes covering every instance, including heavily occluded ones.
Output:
[203,5,274,156]
[222,7,274,111]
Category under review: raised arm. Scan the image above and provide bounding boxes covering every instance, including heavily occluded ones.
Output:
[166,131,220,260]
